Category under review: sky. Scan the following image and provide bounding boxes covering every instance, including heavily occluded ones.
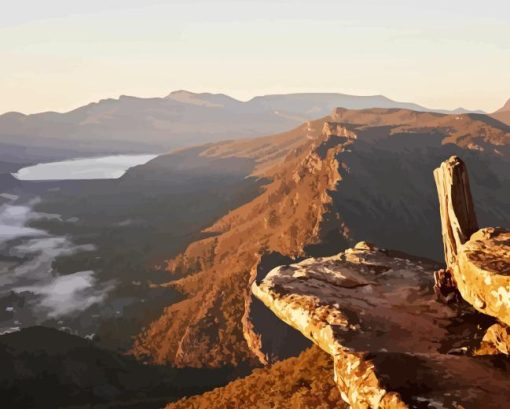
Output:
[1,0,509,114]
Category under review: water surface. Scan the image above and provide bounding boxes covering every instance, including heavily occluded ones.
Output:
[12,154,157,181]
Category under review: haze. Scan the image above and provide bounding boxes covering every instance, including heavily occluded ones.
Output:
[1,0,509,114]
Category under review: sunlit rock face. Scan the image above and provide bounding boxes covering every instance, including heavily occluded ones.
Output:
[433,156,510,327]
[455,227,510,325]
[253,242,510,409]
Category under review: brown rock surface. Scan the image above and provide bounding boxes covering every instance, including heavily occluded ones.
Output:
[433,156,479,269]
[475,323,510,356]
[252,243,510,408]
[455,227,510,325]
[434,156,510,326]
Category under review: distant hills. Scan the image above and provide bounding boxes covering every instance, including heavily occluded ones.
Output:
[0,91,489,166]
[167,90,485,117]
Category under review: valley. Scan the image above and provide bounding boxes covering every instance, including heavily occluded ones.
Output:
[3,1,510,406]
[1,103,510,408]
[0,147,265,351]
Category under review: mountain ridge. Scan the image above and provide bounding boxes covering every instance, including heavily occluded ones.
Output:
[2,91,487,117]
[131,107,510,369]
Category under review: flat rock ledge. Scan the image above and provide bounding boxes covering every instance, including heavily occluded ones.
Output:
[252,242,510,409]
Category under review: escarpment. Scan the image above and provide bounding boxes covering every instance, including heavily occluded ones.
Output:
[132,118,349,366]
[252,157,510,408]
[134,108,510,370]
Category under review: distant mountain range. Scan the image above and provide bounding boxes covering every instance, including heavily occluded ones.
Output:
[0,90,494,166]
[166,90,486,116]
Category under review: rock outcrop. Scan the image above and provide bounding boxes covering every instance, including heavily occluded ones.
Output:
[433,156,479,269]
[251,156,510,408]
[434,156,510,326]
[252,242,510,408]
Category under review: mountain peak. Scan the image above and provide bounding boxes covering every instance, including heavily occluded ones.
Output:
[165,90,241,108]
[167,89,197,97]
[496,98,510,113]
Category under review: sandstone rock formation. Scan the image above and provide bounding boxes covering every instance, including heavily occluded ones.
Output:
[433,156,479,269]
[434,156,510,326]
[252,242,510,408]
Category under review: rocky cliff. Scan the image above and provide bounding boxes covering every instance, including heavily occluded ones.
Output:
[132,117,346,366]
[252,241,510,408]
[251,157,510,408]
[132,108,510,370]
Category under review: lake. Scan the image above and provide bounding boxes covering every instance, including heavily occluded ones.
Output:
[12,154,158,181]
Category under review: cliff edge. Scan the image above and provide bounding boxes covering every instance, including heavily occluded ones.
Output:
[252,156,510,408]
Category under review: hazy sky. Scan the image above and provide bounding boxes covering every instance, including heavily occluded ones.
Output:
[1,0,509,114]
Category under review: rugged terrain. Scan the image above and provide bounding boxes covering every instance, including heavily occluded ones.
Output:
[132,108,510,373]
[3,106,510,408]
[245,156,510,408]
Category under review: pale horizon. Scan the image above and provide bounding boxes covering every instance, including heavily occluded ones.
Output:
[1,0,509,114]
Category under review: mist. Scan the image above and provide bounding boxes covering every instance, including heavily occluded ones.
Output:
[0,198,114,321]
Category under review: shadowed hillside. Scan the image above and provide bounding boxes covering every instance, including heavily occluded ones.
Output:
[0,327,249,409]
[1,147,266,352]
